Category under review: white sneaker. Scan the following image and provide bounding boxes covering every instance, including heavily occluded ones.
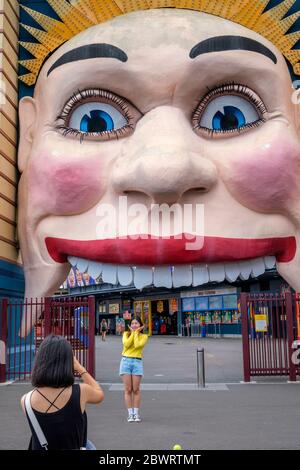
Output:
[134,414,141,422]
[127,414,135,422]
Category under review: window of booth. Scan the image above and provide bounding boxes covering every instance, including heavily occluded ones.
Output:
[181,293,240,331]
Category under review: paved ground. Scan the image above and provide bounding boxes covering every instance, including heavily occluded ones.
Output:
[95,335,244,383]
[1,381,300,450]
[1,336,300,450]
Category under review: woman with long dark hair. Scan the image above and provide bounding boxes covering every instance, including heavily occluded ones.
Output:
[21,334,104,450]
[119,316,148,423]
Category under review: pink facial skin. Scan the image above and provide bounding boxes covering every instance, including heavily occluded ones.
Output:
[28,152,106,216]
[218,133,300,215]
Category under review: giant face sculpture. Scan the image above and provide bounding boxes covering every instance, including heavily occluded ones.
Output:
[18,1,300,335]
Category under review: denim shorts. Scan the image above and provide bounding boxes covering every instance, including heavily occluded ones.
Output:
[119,356,144,376]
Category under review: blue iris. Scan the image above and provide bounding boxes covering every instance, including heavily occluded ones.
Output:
[212,106,246,131]
[80,110,114,133]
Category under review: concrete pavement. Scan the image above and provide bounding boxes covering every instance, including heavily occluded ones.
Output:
[1,381,300,450]
[95,335,244,384]
[1,336,299,450]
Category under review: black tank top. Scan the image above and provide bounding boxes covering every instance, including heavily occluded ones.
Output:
[26,384,87,450]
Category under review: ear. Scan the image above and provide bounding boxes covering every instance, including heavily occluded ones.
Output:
[292,85,300,134]
[18,96,37,173]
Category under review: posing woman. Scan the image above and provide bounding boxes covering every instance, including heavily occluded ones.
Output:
[21,334,104,450]
[119,316,148,423]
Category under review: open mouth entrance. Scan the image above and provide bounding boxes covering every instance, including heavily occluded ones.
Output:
[93,288,242,339]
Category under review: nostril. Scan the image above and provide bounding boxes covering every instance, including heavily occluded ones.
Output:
[122,190,148,198]
[191,187,208,193]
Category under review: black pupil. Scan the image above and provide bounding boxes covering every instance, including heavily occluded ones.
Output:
[221,113,239,130]
[86,111,108,132]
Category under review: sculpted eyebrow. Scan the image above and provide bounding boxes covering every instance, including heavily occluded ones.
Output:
[47,43,128,76]
[189,36,277,64]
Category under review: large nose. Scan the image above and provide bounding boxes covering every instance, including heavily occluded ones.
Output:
[112,106,218,204]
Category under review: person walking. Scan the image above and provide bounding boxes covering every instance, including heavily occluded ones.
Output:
[100,319,108,341]
[20,334,104,450]
[119,316,148,423]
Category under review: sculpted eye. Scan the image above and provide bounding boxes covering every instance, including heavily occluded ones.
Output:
[69,103,127,133]
[193,83,267,138]
[56,89,142,142]
[200,96,258,131]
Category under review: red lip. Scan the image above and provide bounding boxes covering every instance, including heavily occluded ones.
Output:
[45,235,296,265]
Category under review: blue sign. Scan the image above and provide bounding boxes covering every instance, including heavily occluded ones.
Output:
[195,297,209,311]
[182,297,195,312]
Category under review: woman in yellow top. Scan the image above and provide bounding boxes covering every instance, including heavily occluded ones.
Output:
[119,316,148,422]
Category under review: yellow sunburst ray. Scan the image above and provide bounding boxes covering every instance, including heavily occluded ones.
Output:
[229,0,250,18]
[279,11,300,34]
[19,73,36,86]
[148,0,177,8]
[171,1,203,12]
[48,0,94,35]
[200,0,236,19]
[279,31,300,50]
[115,0,150,13]
[69,0,98,23]
[20,5,73,41]
[232,0,270,30]
[19,41,50,60]
[89,0,123,22]
[284,49,300,65]
[264,0,295,21]
[199,0,213,11]
[294,63,300,74]
[19,58,44,75]
[20,23,63,51]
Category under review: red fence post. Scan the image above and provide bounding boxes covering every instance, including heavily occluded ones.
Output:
[88,296,95,378]
[44,297,52,338]
[285,292,297,382]
[241,293,251,382]
[0,299,8,383]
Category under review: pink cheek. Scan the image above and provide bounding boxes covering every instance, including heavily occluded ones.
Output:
[220,142,300,212]
[29,157,105,214]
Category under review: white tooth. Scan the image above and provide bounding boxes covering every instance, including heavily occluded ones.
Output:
[102,263,117,284]
[68,256,78,267]
[88,261,103,279]
[264,256,276,269]
[238,260,252,280]
[153,266,172,288]
[208,263,225,282]
[76,258,89,273]
[172,265,193,288]
[224,262,240,282]
[117,266,133,286]
[251,257,266,277]
[192,264,209,286]
[133,267,153,289]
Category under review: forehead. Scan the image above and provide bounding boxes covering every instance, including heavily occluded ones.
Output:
[39,8,281,77]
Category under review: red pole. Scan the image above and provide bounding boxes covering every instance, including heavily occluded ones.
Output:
[44,297,52,338]
[295,293,300,340]
[0,299,8,383]
[241,293,251,382]
[286,292,297,382]
[88,296,95,378]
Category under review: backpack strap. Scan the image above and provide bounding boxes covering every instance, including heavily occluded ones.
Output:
[25,391,48,450]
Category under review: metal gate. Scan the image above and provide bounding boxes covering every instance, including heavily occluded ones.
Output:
[241,292,300,382]
[0,296,95,382]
